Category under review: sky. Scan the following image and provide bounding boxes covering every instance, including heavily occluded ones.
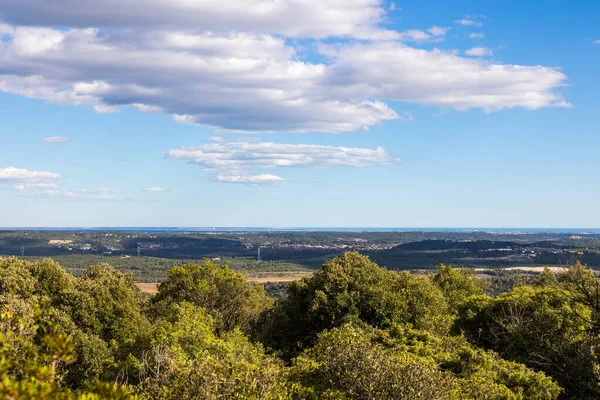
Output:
[0,0,599,228]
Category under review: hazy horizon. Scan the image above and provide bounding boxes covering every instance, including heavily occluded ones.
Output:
[3,226,600,233]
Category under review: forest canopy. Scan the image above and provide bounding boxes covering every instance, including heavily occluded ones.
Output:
[1,253,599,399]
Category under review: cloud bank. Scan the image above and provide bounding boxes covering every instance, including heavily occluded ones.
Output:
[0,0,397,40]
[0,1,570,134]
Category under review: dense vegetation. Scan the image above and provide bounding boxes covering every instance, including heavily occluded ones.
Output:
[2,253,600,398]
[17,255,310,283]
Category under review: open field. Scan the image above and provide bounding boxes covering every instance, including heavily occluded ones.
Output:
[137,282,159,294]
[136,271,311,294]
[247,271,311,283]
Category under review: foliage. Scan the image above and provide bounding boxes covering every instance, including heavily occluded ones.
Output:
[0,305,139,399]
[256,252,451,358]
[289,324,560,400]
[153,261,272,333]
[3,254,598,399]
[455,269,600,399]
[379,325,561,399]
[289,325,460,399]
[137,302,288,399]
[432,264,487,311]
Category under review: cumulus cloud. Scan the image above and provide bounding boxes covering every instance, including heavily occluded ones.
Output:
[0,0,397,40]
[465,46,493,57]
[323,43,568,112]
[469,33,485,39]
[42,136,71,143]
[0,166,61,181]
[144,187,165,192]
[167,140,398,185]
[0,3,570,133]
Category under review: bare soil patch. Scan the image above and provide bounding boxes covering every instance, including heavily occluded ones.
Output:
[247,272,311,283]
[136,272,311,294]
[137,282,159,294]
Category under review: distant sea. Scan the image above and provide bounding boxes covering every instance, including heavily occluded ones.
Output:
[2,227,600,234]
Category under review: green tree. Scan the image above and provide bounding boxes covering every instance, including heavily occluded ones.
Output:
[257,252,451,358]
[153,261,272,333]
[559,262,600,332]
[289,324,561,400]
[455,283,597,398]
[534,266,558,287]
[432,265,486,312]
[138,302,287,399]
[0,305,139,400]
[289,324,460,399]
[378,326,561,399]
[0,258,151,390]
[0,257,36,297]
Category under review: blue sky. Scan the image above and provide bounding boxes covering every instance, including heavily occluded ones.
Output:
[0,0,599,228]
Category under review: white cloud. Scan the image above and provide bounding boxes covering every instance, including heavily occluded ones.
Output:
[455,18,483,27]
[144,187,165,192]
[12,183,78,198]
[0,4,570,133]
[465,46,493,57]
[93,104,120,114]
[397,26,450,42]
[167,140,398,184]
[428,26,451,37]
[398,29,432,41]
[323,43,568,112]
[469,33,485,39]
[0,168,120,199]
[0,166,61,181]
[132,103,163,113]
[0,0,398,40]
[216,174,286,185]
[42,136,71,143]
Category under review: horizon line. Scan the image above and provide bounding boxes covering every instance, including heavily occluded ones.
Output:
[1,226,600,231]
